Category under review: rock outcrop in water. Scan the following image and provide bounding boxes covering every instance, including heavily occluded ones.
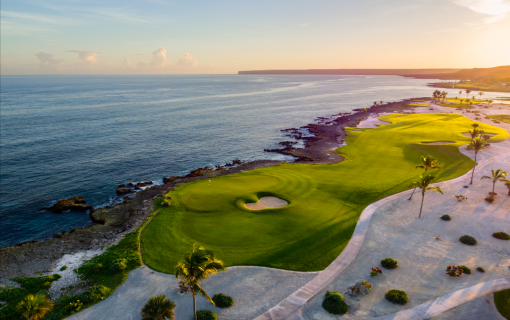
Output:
[40,196,94,214]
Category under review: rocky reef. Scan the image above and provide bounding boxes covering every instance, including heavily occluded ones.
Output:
[40,197,94,214]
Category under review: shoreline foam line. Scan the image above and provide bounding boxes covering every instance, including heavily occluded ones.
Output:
[254,140,510,320]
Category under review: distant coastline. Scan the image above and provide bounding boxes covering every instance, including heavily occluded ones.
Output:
[238,68,461,75]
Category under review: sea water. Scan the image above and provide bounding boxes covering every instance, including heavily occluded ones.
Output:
[1,75,508,247]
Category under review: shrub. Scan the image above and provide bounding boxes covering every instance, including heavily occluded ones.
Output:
[441,214,451,221]
[460,266,471,274]
[60,265,67,271]
[371,267,382,276]
[79,285,113,303]
[446,266,464,277]
[385,290,408,305]
[322,291,348,315]
[477,267,485,273]
[16,294,54,320]
[108,259,127,274]
[12,274,61,291]
[463,185,469,188]
[455,195,467,202]
[141,295,176,320]
[381,258,398,269]
[485,197,494,203]
[196,310,218,320]
[212,293,233,308]
[492,232,510,240]
[460,235,477,245]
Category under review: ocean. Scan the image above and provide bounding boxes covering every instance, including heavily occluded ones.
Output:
[1,75,508,247]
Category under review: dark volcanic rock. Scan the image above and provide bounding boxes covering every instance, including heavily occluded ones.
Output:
[118,184,125,188]
[116,188,136,195]
[40,197,94,214]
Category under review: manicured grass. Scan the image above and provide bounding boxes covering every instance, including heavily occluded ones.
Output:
[495,289,510,320]
[408,103,429,107]
[441,83,510,92]
[141,114,508,273]
[487,115,510,124]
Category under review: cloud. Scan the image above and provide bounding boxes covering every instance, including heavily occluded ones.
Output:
[123,58,133,67]
[453,0,510,23]
[67,50,99,66]
[176,53,198,67]
[35,50,63,66]
[105,61,114,68]
[150,48,169,67]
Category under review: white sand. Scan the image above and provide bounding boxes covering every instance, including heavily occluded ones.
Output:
[245,196,288,210]
[357,116,391,128]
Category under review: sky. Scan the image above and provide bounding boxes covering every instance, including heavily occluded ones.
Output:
[1,0,510,75]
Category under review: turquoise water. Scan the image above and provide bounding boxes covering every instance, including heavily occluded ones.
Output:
[1,75,507,247]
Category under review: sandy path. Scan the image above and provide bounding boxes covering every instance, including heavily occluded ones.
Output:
[245,196,288,210]
[67,266,318,320]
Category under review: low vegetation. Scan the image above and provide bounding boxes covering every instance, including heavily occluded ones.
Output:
[381,258,398,269]
[477,267,485,273]
[487,115,510,124]
[385,289,408,305]
[141,295,176,320]
[440,214,451,221]
[493,232,510,240]
[460,266,471,274]
[495,289,510,320]
[460,235,477,245]
[212,293,233,308]
[322,290,348,315]
[196,310,218,320]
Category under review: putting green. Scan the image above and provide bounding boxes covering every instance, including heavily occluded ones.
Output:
[142,113,508,273]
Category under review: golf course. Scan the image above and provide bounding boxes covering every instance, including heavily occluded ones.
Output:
[141,113,509,273]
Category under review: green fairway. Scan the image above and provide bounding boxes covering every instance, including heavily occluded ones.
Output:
[487,115,510,124]
[495,289,510,319]
[141,113,508,273]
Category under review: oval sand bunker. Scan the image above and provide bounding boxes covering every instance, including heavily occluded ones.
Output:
[245,196,288,210]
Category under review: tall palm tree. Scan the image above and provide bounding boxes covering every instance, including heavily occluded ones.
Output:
[408,156,442,200]
[410,174,443,218]
[372,101,380,108]
[459,90,463,99]
[441,91,448,101]
[465,89,471,100]
[468,138,486,184]
[16,294,54,320]
[488,99,493,107]
[141,295,176,320]
[481,168,508,200]
[175,244,225,320]
[478,91,484,102]
[467,127,481,143]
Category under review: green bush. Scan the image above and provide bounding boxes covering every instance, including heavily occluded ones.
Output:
[212,293,233,308]
[385,289,408,305]
[196,310,218,320]
[492,232,510,240]
[460,266,471,274]
[322,291,348,315]
[460,235,477,245]
[441,214,451,221]
[107,259,128,274]
[60,265,67,271]
[381,258,398,269]
[11,274,61,291]
[477,267,485,273]
[79,285,113,303]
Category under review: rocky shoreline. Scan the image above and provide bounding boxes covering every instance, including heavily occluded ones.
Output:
[0,98,425,284]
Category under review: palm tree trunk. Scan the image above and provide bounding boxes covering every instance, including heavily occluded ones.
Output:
[419,191,425,218]
[408,186,417,200]
[193,293,197,320]
[470,152,477,185]
[492,180,496,199]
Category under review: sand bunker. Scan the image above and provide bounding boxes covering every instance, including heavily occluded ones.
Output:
[357,116,391,128]
[245,196,288,210]
[422,141,454,145]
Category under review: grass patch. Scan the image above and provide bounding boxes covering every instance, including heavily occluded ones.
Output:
[440,83,510,92]
[495,289,510,320]
[487,115,510,124]
[141,113,508,273]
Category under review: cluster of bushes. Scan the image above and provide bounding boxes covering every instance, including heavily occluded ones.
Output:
[322,291,348,315]
[0,274,61,320]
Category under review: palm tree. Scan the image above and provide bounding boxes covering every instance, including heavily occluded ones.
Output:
[408,156,442,200]
[16,294,54,320]
[505,180,510,196]
[468,138,486,184]
[372,101,380,108]
[478,91,484,102]
[467,128,481,143]
[481,168,508,199]
[488,99,493,107]
[441,91,448,102]
[459,90,463,99]
[465,89,471,100]
[410,174,443,218]
[175,244,225,320]
[141,295,176,320]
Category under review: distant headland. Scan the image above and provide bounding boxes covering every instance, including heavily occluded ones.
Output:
[238,68,461,75]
